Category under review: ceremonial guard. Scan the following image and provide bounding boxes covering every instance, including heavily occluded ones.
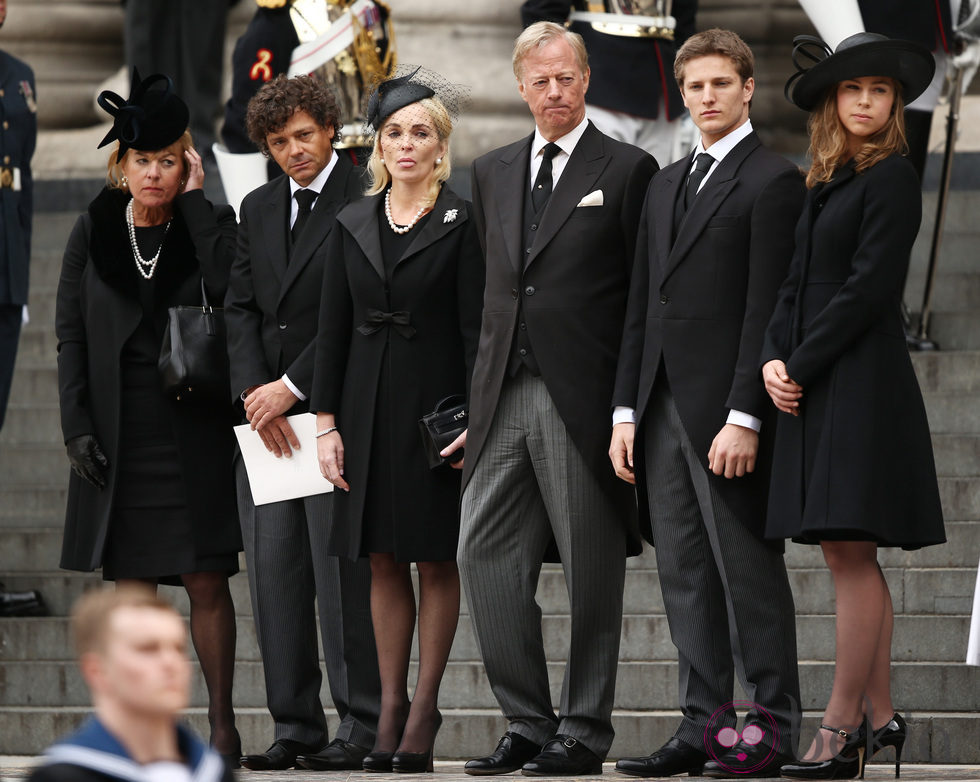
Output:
[218,0,395,209]
[0,2,36,433]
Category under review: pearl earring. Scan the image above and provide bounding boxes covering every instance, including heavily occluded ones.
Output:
[436,157,443,164]
[120,174,128,186]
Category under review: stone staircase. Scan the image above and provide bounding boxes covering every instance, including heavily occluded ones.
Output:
[0,179,978,764]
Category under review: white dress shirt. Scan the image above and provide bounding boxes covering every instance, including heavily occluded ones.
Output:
[528,116,590,191]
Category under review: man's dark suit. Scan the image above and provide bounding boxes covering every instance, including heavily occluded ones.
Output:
[458,121,657,757]
[613,131,804,755]
[225,153,380,750]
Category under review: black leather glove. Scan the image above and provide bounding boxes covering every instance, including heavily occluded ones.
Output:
[66,434,109,490]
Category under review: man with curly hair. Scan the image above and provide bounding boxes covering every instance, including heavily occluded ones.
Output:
[225,73,381,772]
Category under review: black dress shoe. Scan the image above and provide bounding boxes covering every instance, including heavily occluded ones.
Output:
[701,739,793,778]
[0,588,48,617]
[465,732,543,775]
[522,735,602,776]
[615,736,707,777]
[295,738,371,771]
[240,739,316,770]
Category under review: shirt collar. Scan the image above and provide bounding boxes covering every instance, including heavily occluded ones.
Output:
[692,119,754,165]
[531,116,590,162]
[289,150,338,197]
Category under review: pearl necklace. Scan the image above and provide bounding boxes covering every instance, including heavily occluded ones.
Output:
[126,198,171,280]
[385,189,427,234]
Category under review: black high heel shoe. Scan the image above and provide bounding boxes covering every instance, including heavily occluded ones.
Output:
[869,713,907,778]
[780,722,868,780]
[391,711,442,773]
[364,701,411,772]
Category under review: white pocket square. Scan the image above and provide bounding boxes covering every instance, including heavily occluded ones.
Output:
[576,189,603,207]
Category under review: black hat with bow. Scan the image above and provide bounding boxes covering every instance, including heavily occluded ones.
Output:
[785,32,935,111]
[97,69,190,157]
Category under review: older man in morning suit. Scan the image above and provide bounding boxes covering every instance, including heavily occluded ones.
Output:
[224,74,380,772]
[610,29,803,778]
[456,21,657,777]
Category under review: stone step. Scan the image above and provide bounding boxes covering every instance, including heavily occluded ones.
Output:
[922,392,980,434]
[0,706,976,763]
[17,328,59,364]
[0,404,63,449]
[0,445,68,484]
[6,364,59,407]
[905,271,980,312]
[927,312,980,351]
[0,485,68,523]
[911,351,980,394]
[938,476,980,520]
[2,656,977,714]
[27,250,68,292]
[911,231,980,274]
[1,610,973,667]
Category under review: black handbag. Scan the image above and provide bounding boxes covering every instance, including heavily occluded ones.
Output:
[419,394,467,469]
[158,278,230,402]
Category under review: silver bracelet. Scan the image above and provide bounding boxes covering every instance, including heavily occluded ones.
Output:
[315,426,339,438]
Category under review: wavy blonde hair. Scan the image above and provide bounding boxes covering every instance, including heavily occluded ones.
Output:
[105,130,194,193]
[365,97,452,208]
[805,80,907,188]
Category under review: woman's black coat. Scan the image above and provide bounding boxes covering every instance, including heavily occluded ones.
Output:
[310,187,484,562]
[761,155,945,548]
[56,187,242,572]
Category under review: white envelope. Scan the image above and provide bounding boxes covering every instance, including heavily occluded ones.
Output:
[234,413,334,505]
[576,189,603,207]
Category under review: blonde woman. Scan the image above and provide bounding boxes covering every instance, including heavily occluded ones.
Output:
[312,68,482,773]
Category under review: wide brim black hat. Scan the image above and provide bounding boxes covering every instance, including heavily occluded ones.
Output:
[785,32,936,111]
[97,69,190,157]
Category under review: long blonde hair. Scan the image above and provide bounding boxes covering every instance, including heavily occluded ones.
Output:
[365,97,452,208]
[805,81,907,188]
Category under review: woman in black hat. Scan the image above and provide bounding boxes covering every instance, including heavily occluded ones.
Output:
[55,71,241,762]
[761,34,946,780]
[311,66,483,773]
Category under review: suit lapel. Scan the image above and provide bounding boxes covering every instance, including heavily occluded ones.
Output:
[339,195,385,280]
[260,178,291,283]
[490,135,533,274]
[396,187,468,269]
[527,123,606,268]
[663,132,761,283]
[280,154,355,297]
[654,154,691,273]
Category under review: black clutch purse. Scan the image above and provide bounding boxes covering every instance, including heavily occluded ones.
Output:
[158,278,230,403]
[419,394,467,469]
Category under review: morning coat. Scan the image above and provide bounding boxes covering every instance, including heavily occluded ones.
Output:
[761,154,945,548]
[613,132,806,542]
[56,188,241,572]
[310,186,484,562]
[225,153,363,403]
[464,121,658,553]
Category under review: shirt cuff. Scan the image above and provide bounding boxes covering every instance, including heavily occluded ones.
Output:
[281,374,306,401]
[612,406,636,426]
[726,409,762,432]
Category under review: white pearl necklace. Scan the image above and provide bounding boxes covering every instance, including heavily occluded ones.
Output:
[126,198,171,280]
[385,189,427,235]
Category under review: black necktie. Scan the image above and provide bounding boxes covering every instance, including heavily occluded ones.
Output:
[531,142,561,214]
[684,153,714,209]
[291,189,318,243]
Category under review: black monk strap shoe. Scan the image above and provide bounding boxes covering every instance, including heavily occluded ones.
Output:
[240,739,318,770]
[615,736,708,777]
[465,731,543,775]
[295,738,371,770]
[522,735,603,776]
[701,738,794,778]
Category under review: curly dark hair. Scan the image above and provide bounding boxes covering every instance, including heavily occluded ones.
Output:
[245,74,342,156]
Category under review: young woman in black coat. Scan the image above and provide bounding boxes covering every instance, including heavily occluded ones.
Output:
[55,74,241,762]
[312,69,483,772]
[761,35,946,780]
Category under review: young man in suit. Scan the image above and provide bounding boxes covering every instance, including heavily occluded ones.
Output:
[609,29,805,778]
[224,74,380,772]
[456,21,658,777]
